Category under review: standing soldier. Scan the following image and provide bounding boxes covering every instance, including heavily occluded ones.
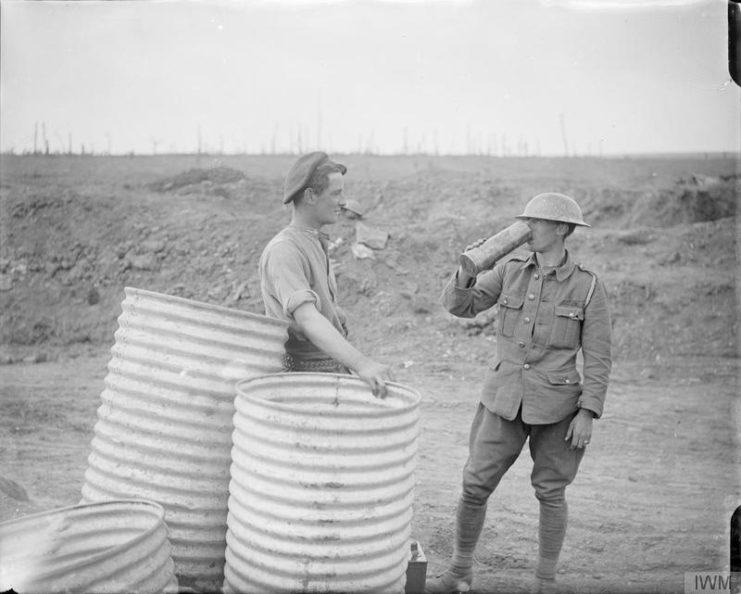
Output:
[427,193,612,594]
[259,151,393,397]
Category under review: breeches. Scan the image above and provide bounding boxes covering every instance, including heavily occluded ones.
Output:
[462,403,585,506]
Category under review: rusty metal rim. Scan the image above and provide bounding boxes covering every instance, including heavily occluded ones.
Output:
[226,488,413,525]
[91,432,229,468]
[233,402,419,426]
[107,350,255,386]
[92,407,232,441]
[99,386,233,424]
[223,544,405,583]
[124,287,287,329]
[0,499,168,571]
[226,474,414,508]
[103,373,227,404]
[115,321,285,354]
[226,528,411,556]
[105,364,231,399]
[230,443,417,468]
[235,373,422,412]
[83,461,228,496]
[110,344,275,376]
[232,418,419,444]
[111,335,275,366]
[227,473,415,502]
[95,397,233,435]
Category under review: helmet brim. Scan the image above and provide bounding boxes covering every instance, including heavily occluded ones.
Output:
[515,214,591,228]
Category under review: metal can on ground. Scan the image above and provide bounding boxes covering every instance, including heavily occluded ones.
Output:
[0,499,177,594]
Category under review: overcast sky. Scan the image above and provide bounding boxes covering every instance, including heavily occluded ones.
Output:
[1,0,738,156]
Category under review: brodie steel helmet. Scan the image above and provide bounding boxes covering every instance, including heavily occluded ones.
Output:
[515,192,590,227]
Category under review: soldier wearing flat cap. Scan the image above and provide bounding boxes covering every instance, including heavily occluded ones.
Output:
[259,152,393,397]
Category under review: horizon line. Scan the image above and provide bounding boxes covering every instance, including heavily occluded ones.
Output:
[1,150,738,160]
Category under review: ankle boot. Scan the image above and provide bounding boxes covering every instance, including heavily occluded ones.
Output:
[424,568,473,594]
[531,577,558,594]
[425,500,486,594]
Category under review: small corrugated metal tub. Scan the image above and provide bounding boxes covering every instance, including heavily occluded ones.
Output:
[224,372,422,594]
[0,499,177,594]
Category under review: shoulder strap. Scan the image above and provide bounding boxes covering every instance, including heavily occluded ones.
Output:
[585,274,597,308]
[578,264,598,308]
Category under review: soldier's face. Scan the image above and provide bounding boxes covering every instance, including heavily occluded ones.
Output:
[525,218,565,252]
[312,172,345,226]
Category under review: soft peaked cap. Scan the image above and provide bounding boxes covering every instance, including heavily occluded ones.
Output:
[283,152,347,204]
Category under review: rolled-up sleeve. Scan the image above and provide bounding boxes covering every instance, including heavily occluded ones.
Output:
[578,279,612,418]
[262,241,320,317]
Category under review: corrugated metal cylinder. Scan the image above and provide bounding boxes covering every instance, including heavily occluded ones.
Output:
[0,499,177,594]
[224,372,421,593]
[80,287,288,591]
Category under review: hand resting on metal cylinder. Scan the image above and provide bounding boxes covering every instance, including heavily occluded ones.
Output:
[293,302,394,397]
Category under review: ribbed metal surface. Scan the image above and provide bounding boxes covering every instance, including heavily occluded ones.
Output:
[0,499,177,594]
[224,373,421,593]
[80,287,288,591]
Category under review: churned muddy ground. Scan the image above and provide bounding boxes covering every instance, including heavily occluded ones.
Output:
[1,351,737,594]
[1,154,738,593]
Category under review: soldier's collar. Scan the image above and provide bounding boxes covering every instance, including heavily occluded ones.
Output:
[289,223,331,243]
[524,251,576,281]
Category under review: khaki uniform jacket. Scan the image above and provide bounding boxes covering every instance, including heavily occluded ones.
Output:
[441,251,612,424]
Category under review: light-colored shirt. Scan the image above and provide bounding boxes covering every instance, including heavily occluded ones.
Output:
[441,250,612,424]
[259,224,347,360]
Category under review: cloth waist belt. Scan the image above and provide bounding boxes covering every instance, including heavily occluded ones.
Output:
[284,353,349,374]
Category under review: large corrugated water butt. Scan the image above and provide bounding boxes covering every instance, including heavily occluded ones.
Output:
[0,499,177,594]
[224,372,421,594]
[80,287,288,592]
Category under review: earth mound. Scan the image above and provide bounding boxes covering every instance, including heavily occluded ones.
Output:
[0,154,737,364]
[147,166,247,195]
[579,173,738,229]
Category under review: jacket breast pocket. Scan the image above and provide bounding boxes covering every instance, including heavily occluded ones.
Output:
[546,369,582,388]
[550,305,584,348]
[498,294,524,337]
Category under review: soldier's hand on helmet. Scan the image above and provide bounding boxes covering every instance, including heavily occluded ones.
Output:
[565,409,594,450]
[356,359,394,399]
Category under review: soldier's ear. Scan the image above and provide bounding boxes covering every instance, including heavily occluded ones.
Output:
[556,222,569,238]
[302,187,315,205]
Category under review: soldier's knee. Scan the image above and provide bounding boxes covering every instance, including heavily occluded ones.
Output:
[461,476,492,507]
[533,485,566,506]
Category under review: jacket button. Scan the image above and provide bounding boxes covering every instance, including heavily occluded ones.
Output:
[534,274,540,280]
[528,294,535,300]
[503,298,508,304]
[518,341,526,348]
[524,317,531,323]
[523,363,530,370]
